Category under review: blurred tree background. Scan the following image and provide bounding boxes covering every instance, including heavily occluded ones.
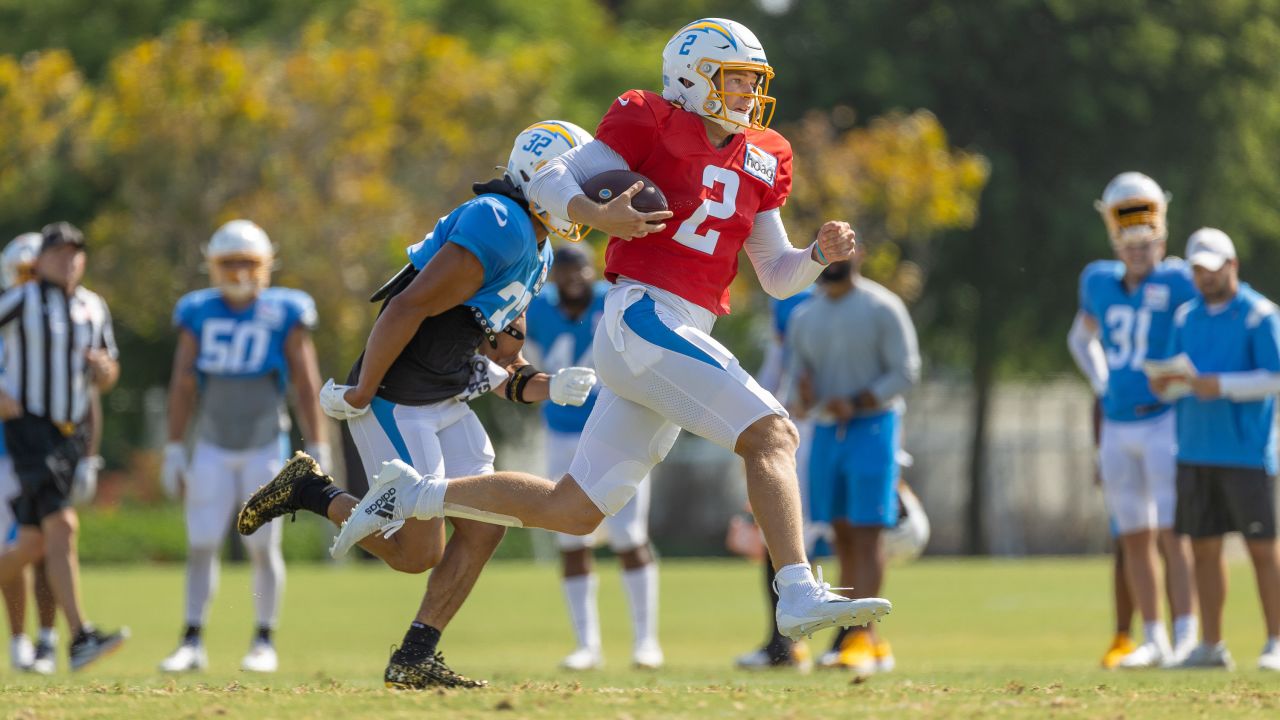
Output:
[5,0,1274,552]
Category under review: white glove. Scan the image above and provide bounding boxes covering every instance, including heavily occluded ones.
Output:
[305,442,332,471]
[71,455,103,506]
[161,442,187,499]
[455,355,511,402]
[549,367,597,406]
[320,378,369,421]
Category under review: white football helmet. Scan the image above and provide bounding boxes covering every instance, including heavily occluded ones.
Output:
[1095,172,1170,247]
[205,219,274,301]
[505,120,594,243]
[2,232,42,289]
[661,18,776,133]
[884,483,930,565]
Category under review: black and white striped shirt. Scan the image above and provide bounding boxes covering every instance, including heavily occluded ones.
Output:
[0,280,117,425]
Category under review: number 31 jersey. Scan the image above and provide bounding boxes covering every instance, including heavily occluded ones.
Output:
[595,89,793,316]
[174,286,318,392]
[1078,259,1196,422]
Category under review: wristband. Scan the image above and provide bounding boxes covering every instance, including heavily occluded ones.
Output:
[505,364,539,404]
[813,243,829,266]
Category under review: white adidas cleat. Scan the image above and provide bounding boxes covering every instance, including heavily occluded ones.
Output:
[159,642,208,673]
[560,646,604,671]
[241,640,278,673]
[774,569,892,641]
[1118,639,1172,669]
[330,459,421,558]
[632,640,664,670]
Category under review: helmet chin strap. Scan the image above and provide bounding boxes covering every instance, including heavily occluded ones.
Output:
[220,279,261,302]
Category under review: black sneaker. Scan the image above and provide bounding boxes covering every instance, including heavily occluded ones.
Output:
[237,451,333,535]
[31,640,56,674]
[384,644,487,689]
[69,627,129,671]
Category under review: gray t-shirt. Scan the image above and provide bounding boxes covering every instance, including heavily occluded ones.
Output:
[785,278,920,420]
[195,374,289,450]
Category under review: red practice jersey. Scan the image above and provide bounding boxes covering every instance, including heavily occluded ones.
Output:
[594,90,793,315]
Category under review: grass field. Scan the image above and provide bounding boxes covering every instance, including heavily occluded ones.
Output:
[2,557,1279,718]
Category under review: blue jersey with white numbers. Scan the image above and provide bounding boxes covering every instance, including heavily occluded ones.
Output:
[1168,285,1280,474]
[408,194,551,339]
[526,282,607,433]
[174,286,317,392]
[1079,259,1196,422]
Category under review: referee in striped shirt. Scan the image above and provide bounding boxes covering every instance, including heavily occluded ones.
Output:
[0,222,126,670]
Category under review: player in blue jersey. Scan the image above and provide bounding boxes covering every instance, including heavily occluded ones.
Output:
[237,120,599,689]
[157,220,327,674]
[526,244,663,671]
[1148,228,1280,671]
[0,232,59,674]
[1068,172,1198,668]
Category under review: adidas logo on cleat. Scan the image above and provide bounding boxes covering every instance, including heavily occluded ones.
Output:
[365,488,397,519]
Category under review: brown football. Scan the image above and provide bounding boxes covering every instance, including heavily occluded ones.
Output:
[580,169,669,215]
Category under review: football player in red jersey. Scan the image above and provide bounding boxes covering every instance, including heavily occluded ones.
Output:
[331,18,891,642]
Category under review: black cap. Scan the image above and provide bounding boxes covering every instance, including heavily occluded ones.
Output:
[553,244,592,266]
[40,222,85,254]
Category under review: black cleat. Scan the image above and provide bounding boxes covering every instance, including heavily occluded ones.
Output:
[69,627,129,671]
[384,644,487,689]
[237,451,333,535]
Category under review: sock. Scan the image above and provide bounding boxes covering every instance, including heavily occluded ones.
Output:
[184,546,219,629]
[403,621,442,655]
[247,543,285,630]
[256,625,273,644]
[1173,614,1198,645]
[562,573,601,651]
[1143,620,1169,647]
[412,473,446,520]
[774,563,818,602]
[1265,636,1279,653]
[763,555,788,649]
[183,624,202,645]
[38,628,56,647]
[12,633,27,644]
[299,480,345,517]
[621,564,658,652]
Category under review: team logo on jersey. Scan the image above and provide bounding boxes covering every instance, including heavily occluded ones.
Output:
[742,143,778,187]
[1143,284,1170,312]
[253,299,286,330]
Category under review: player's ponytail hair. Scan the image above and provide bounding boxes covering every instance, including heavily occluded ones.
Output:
[472,178,531,213]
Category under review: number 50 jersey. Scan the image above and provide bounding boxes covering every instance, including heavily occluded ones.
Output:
[595,89,793,316]
[174,287,318,391]
[1078,259,1196,422]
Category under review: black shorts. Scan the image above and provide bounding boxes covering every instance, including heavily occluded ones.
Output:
[3,415,87,527]
[1174,463,1277,540]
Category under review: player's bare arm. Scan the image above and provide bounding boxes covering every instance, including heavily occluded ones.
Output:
[345,243,485,408]
[284,326,326,451]
[567,181,671,240]
[86,347,119,391]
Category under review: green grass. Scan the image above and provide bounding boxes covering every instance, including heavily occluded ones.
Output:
[2,557,1279,718]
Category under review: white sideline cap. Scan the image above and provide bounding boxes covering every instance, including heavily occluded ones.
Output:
[1186,227,1236,272]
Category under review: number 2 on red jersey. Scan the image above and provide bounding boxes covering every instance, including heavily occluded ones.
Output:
[672,166,740,255]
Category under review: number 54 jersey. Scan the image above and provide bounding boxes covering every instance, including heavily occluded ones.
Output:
[174,287,318,390]
[595,89,793,316]
[1079,259,1196,422]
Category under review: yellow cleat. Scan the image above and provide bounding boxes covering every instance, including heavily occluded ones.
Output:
[874,640,895,673]
[836,632,877,675]
[1100,632,1136,670]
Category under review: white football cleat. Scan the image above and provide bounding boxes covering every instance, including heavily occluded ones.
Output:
[10,636,34,672]
[1117,639,1171,669]
[330,460,421,558]
[559,646,604,671]
[158,642,208,673]
[241,640,278,673]
[1258,640,1280,671]
[1177,642,1235,670]
[774,569,892,641]
[1169,635,1198,666]
[632,640,664,670]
